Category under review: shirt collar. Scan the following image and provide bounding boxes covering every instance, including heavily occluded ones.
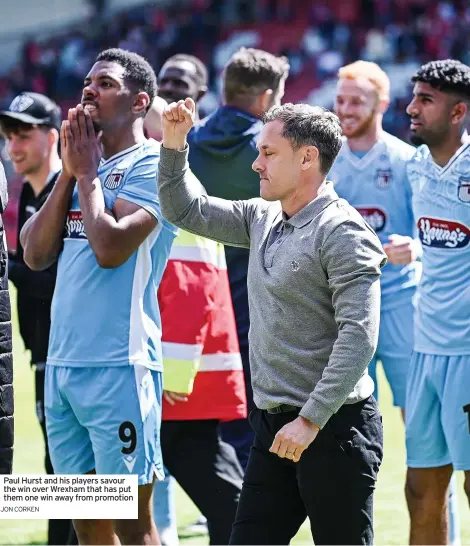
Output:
[100,141,145,167]
[281,181,339,229]
[45,169,61,185]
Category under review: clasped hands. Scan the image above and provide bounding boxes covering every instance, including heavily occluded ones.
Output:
[60,104,102,181]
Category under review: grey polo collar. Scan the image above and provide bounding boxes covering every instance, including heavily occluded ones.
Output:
[281,181,339,228]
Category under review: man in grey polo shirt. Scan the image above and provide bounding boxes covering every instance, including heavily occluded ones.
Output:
[157,98,387,545]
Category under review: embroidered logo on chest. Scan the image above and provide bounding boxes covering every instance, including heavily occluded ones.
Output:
[290,260,300,272]
[458,177,470,203]
[104,169,125,190]
[418,217,470,249]
[375,169,392,190]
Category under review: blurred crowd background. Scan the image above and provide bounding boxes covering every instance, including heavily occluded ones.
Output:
[1,0,470,246]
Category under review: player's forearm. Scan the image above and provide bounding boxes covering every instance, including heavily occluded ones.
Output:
[76,175,119,267]
[21,172,74,271]
[76,175,137,269]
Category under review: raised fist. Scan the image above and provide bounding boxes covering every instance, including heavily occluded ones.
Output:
[161,98,196,151]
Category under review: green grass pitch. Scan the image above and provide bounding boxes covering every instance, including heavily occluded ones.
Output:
[1,285,468,545]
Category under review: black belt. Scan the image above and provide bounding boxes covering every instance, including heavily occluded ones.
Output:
[266,404,299,414]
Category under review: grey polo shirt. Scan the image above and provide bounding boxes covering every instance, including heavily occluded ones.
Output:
[158,146,387,429]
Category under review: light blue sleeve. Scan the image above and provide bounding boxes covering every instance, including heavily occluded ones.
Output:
[117,153,162,222]
[405,154,423,258]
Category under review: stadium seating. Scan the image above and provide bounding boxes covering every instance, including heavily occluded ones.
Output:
[1,0,469,248]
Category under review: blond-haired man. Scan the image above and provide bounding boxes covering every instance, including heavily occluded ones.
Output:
[330,61,419,413]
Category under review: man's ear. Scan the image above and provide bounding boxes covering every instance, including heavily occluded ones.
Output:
[48,128,59,148]
[259,89,274,113]
[451,101,468,125]
[300,146,319,171]
[133,92,151,115]
[144,96,167,140]
[378,96,390,115]
[197,86,208,102]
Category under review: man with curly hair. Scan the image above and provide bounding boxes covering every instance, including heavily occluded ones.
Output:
[405,59,470,544]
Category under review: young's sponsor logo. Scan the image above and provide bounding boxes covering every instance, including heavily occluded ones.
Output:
[65,210,87,239]
[418,217,470,248]
[356,207,387,232]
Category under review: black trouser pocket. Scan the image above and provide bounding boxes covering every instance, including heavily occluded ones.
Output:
[327,397,383,480]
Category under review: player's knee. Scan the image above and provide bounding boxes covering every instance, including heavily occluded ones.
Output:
[114,501,154,542]
[405,478,420,512]
[114,483,157,543]
[114,516,154,543]
[73,519,100,544]
[405,473,445,519]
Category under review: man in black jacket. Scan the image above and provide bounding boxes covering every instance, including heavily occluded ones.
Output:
[0,92,76,545]
[0,159,13,476]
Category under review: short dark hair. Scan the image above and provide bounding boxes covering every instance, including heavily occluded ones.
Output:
[262,103,342,175]
[411,59,470,100]
[0,118,52,138]
[162,54,208,87]
[223,48,290,105]
[95,48,157,112]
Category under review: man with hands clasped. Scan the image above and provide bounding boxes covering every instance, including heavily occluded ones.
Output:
[21,49,177,545]
[157,97,387,545]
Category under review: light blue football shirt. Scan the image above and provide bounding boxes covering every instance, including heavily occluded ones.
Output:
[328,132,419,311]
[47,139,177,371]
[407,141,470,355]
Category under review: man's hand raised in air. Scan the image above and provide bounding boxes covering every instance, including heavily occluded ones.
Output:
[161,98,196,151]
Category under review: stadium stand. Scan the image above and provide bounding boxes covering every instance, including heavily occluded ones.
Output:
[1,0,470,249]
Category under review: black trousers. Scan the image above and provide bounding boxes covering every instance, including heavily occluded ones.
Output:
[35,365,77,545]
[161,419,243,545]
[230,396,383,545]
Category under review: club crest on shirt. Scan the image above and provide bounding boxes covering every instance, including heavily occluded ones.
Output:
[375,169,392,189]
[418,217,470,249]
[457,176,470,203]
[104,169,125,190]
[356,207,387,233]
[65,211,87,239]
